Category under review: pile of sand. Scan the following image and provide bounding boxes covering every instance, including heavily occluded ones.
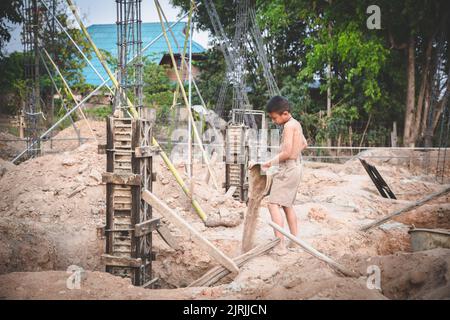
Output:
[0,131,26,161]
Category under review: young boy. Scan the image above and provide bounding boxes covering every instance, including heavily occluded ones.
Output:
[262,96,307,255]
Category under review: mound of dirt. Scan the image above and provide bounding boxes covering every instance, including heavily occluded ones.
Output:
[347,248,450,299]
[0,158,14,177]
[0,141,106,273]
[41,120,106,153]
[0,270,201,300]
[0,131,26,161]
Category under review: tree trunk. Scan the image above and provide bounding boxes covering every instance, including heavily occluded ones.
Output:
[431,68,450,133]
[403,35,416,146]
[420,81,431,139]
[411,38,433,143]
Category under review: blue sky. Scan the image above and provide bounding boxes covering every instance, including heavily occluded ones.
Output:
[4,0,210,54]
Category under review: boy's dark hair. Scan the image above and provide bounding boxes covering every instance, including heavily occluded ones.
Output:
[266,96,290,114]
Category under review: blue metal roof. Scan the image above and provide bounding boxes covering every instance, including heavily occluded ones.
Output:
[82,22,205,86]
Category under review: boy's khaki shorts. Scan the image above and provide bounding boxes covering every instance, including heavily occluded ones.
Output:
[267,160,302,207]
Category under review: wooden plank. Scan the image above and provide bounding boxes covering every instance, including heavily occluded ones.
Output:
[105,117,114,255]
[141,277,159,288]
[134,217,160,237]
[141,190,239,274]
[156,224,181,250]
[361,185,450,232]
[242,164,268,253]
[225,186,237,198]
[101,254,142,268]
[135,145,160,158]
[131,119,141,286]
[102,172,141,186]
[269,221,358,278]
[188,239,280,287]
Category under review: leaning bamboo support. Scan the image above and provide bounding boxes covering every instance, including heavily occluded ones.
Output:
[142,190,238,274]
[269,221,358,278]
[155,0,220,191]
[361,185,450,232]
[41,48,97,142]
[65,0,211,223]
[12,83,106,163]
[152,137,207,221]
[189,239,280,287]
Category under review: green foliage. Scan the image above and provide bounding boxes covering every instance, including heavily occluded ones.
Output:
[0,0,92,120]
[300,22,388,113]
[143,60,174,120]
[0,0,22,56]
[0,52,25,113]
[194,48,227,110]
[84,105,112,119]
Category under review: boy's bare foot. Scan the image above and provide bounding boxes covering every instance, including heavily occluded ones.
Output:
[273,243,288,256]
[287,240,297,249]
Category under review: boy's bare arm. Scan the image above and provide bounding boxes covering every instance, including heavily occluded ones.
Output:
[299,124,308,151]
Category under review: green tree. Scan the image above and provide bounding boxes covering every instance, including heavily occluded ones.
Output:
[0,52,26,113]
[0,0,22,56]
[143,59,174,121]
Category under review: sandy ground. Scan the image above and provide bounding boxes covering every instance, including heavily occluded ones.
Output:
[0,119,449,300]
[0,131,26,161]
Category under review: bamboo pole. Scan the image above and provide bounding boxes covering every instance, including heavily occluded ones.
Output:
[39,52,81,144]
[12,83,106,163]
[64,0,211,222]
[158,1,221,142]
[269,221,358,278]
[155,0,219,191]
[40,0,115,97]
[152,137,207,221]
[42,48,97,142]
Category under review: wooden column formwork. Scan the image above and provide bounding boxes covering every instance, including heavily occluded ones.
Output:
[224,124,249,202]
[104,115,158,287]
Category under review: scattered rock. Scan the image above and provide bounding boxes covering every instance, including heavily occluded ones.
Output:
[89,169,102,183]
[62,155,77,166]
[308,206,328,222]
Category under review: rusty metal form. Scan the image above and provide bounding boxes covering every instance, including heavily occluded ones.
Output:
[22,0,42,159]
[104,115,158,287]
[225,124,249,201]
[103,0,158,288]
[359,159,396,199]
[115,0,143,112]
[224,109,266,202]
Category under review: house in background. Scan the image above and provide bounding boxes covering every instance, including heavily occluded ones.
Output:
[82,22,206,86]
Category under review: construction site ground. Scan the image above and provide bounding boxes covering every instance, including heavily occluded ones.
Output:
[0,120,449,300]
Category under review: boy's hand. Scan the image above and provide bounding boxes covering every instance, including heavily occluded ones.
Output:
[262,161,271,170]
